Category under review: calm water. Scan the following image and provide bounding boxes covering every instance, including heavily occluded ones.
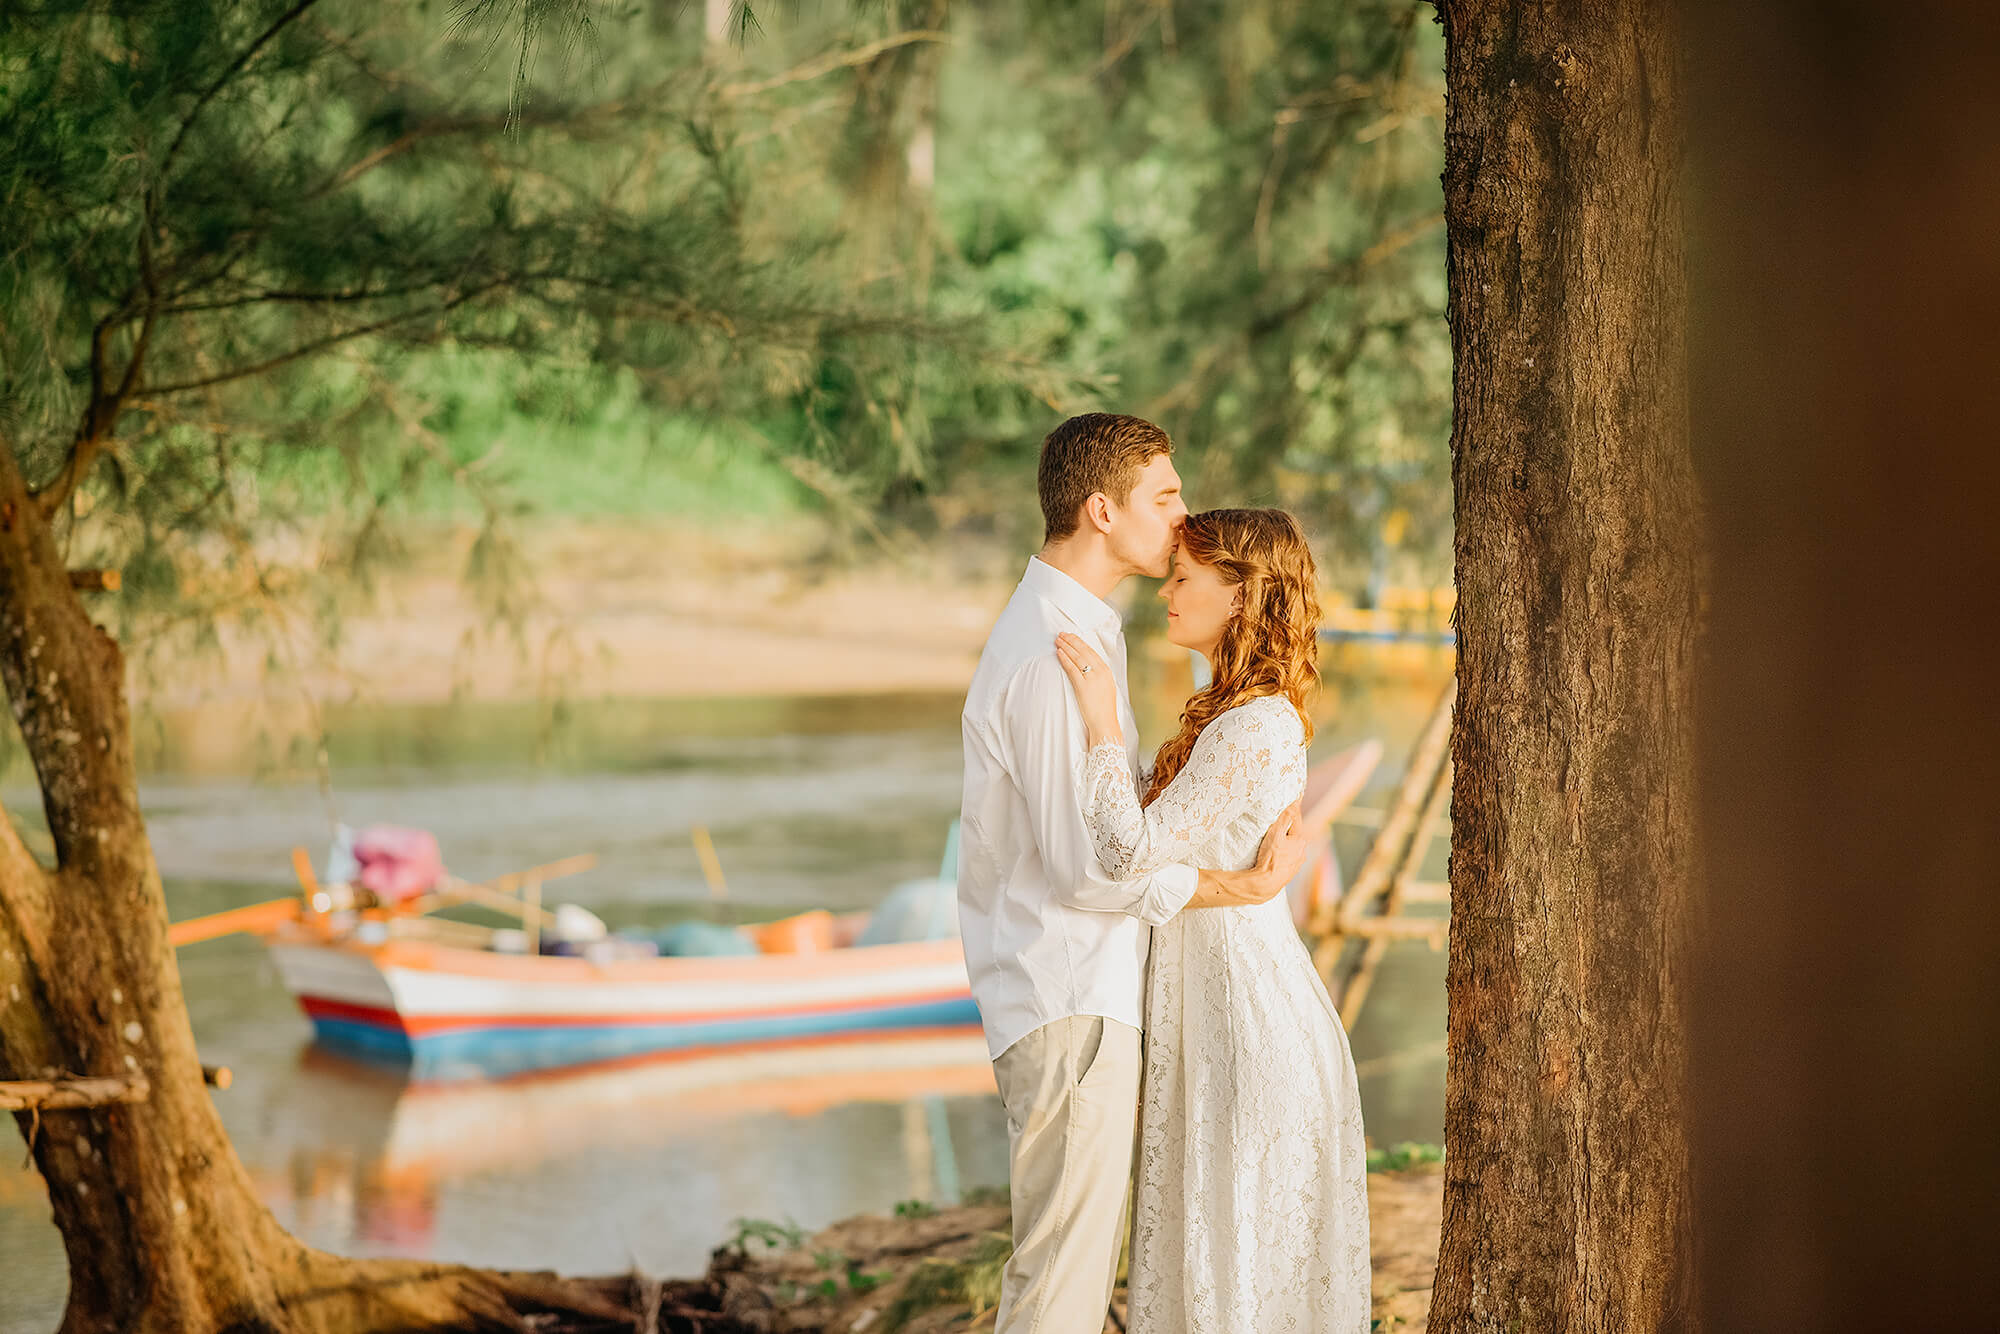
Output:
[0,660,1449,1332]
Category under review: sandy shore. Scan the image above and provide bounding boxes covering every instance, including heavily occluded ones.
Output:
[134,520,1022,712]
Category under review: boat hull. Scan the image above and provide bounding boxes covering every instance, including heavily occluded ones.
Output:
[268,932,980,1080]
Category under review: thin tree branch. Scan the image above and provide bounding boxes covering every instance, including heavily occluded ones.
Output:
[307,93,666,198]
[717,30,950,101]
[161,279,471,316]
[157,0,326,196]
[135,283,504,397]
[38,305,156,518]
[1247,212,1442,339]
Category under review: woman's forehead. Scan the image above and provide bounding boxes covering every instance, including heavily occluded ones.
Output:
[1173,546,1217,576]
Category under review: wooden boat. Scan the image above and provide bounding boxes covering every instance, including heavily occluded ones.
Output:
[264,922,978,1082]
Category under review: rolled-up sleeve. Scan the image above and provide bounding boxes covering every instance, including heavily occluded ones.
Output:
[997,655,1197,926]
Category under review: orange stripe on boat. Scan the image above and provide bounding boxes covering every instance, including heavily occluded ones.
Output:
[301,985,974,1036]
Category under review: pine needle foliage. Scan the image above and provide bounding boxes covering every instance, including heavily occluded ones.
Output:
[0,0,1053,647]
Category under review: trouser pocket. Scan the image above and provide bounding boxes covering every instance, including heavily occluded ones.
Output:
[1071,1017,1107,1090]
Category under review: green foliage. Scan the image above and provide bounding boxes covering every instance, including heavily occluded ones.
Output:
[892,1197,938,1218]
[0,0,1060,650]
[799,1244,891,1301]
[1367,1140,1444,1172]
[924,1,1450,578]
[726,1215,806,1253]
[3,0,1450,657]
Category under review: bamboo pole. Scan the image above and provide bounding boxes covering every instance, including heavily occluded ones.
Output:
[425,878,561,927]
[1309,678,1456,942]
[1337,913,1449,944]
[388,914,500,949]
[690,825,729,902]
[403,854,595,924]
[1336,751,1452,1025]
[522,874,543,956]
[1333,805,1452,836]
[0,1074,149,1111]
[1307,681,1455,992]
[479,854,597,897]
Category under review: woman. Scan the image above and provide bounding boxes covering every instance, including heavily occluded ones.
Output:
[1054,507,1369,1333]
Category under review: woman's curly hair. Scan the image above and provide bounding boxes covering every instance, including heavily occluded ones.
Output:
[1142,508,1320,806]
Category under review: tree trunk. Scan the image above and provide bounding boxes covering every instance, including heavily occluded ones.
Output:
[0,441,626,1332]
[841,0,950,298]
[1683,4,2000,1329]
[1432,3,1698,1330]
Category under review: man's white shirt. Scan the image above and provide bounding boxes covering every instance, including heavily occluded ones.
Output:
[956,557,1198,1059]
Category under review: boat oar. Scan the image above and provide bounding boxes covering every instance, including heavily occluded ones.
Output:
[168,849,601,947]
[167,897,302,948]
[168,846,327,947]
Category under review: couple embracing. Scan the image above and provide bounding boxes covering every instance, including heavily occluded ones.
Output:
[956,412,1371,1333]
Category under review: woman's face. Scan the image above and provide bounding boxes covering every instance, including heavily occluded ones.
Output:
[1160,545,1240,657]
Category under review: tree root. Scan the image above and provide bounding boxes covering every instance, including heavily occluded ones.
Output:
[219,1254,643,1334]
[269,1252,776,1334]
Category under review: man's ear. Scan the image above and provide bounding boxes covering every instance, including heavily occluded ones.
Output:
[1083,492,1114,534]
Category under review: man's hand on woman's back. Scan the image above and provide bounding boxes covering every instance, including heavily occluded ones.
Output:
[1181,801,1309,911]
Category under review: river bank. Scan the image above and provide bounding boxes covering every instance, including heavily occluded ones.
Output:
[566,1164,1442,1332]
[131,519,1019,713]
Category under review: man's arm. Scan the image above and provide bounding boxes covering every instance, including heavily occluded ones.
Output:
[999,656,1307,921]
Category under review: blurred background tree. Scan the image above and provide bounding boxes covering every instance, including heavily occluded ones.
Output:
[0,1,1445,1328]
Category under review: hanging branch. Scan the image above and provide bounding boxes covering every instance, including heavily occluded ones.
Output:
[135,282,506,398]
[717,30,950,100]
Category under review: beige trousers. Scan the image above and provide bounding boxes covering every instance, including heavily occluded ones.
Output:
[991,1015,1142,1334]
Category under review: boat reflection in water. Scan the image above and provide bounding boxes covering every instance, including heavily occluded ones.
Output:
[249,1028,1003,1277]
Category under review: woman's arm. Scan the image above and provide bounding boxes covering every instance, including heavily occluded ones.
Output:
[1053,632,1309,903]
[1078,707,1288,881]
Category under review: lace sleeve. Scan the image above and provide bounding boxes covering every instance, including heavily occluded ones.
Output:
[1078,701,1299,880]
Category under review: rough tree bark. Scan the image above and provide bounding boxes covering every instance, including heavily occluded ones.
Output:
[1432,2,1698,1330]
[0,439,626,1332]
[1684,3,2000,1329]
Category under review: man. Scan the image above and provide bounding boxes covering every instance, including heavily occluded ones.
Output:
[957,412,1311,1333]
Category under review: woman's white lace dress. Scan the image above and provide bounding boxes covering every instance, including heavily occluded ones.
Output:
[1079,694,1370,1333]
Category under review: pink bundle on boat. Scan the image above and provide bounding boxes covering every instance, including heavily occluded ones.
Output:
[353,826,444,901]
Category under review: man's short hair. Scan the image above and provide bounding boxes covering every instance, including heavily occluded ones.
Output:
[1037,413,1174,543]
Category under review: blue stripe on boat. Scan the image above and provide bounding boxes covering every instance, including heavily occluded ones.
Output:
[308,994,983,1081]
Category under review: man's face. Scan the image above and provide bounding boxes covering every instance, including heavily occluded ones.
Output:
[1103,453,1188,579]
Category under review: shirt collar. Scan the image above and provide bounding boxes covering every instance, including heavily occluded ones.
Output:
[1022,556,1123,638]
